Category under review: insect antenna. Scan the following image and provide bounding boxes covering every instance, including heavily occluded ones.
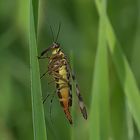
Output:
[50,25,55,42]
[55,22,61,43]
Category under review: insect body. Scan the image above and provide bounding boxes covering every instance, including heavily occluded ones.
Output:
[38,26,87,124]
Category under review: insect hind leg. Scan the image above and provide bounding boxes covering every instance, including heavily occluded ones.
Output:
[49,94,55,124]
[43,92,55,124]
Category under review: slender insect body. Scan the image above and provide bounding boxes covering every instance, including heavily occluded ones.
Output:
[39,25,87,124]
[46,43,73,124]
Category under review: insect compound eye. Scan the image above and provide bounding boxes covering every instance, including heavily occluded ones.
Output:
[52,43,59,49]
[56,43,60,47]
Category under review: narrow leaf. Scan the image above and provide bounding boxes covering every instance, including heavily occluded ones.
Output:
[90,0,110,140]
[95,0,140,132]
[29,0,47,139]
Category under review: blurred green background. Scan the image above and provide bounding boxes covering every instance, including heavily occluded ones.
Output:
[0,0,140,140]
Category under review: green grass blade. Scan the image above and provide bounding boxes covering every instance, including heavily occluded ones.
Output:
[95,0,140,132]
[110,73,129,140]
[126,101,134,140]
[89,0,110,140]
[131,0,140,85]
[31,0,39,36]
[29,0,47,139]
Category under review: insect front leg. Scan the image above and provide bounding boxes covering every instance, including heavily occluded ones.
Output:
[38,46,53,59]
[38,56,49,59]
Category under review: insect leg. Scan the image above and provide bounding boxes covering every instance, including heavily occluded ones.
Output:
[39,47,51,57]
[40,56,64,80]
[43,89,56,104]
[48,79,56,85]
[39,56,62,79]
[49,94,55,124]
[43,92,55,124]
[43,93,55,105]
[38,56,49,59]
[40,70,49,79]
[43,94,51,104]
[39,52,60,60]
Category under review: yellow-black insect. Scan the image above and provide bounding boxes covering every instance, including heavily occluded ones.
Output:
[38,24,87,124]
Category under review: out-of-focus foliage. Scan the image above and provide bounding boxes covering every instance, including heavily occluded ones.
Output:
[0,0,32,140]
[0,0,140,140]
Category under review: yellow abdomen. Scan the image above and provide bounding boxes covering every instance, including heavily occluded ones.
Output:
[58,65,72,124]
[58,65,69,106]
